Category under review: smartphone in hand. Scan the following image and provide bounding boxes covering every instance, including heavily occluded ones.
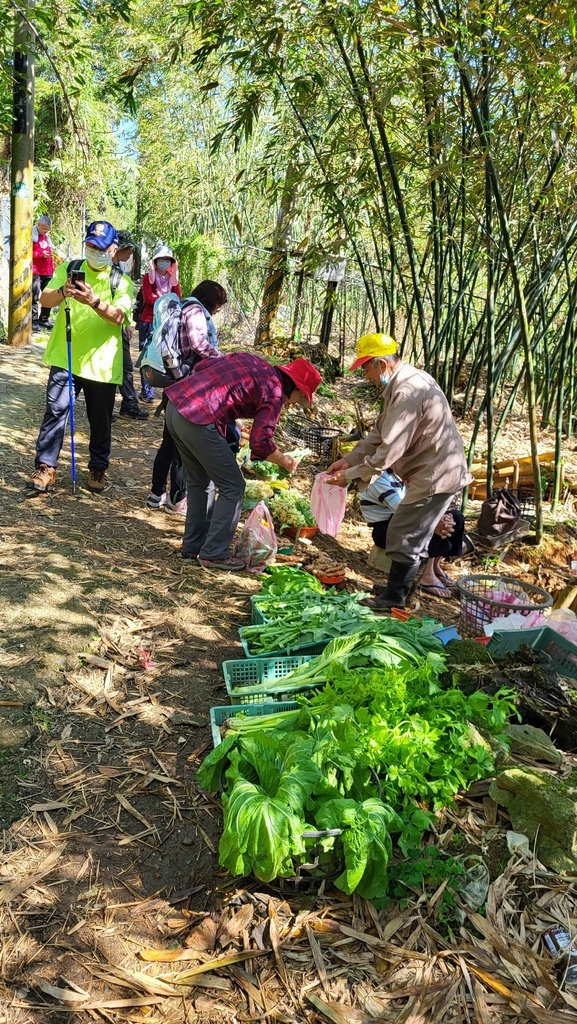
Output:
[68,270,86,287]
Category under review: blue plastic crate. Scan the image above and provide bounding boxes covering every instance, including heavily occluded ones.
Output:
[210,701,299,747]
[223,654,316,704]
[238,626,330,659]
[433,625,460,645]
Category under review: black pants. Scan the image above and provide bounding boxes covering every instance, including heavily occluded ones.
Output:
[35,366,116,471]
[372,509,465,559]
[32,273,52,323]
[151,420,187,503]
[118,328,140,413]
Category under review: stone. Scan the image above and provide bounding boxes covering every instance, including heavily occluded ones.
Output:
[490,767,577,873]
[504,723,563,766]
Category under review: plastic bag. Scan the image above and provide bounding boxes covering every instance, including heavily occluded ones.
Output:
[234,500,277,572]
[310,472,348,538]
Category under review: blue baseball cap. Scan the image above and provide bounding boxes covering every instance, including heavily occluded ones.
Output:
[83,221,117,250]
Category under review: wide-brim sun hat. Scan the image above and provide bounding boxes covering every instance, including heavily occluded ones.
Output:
[349,333,397,371]
[152,244,176,263]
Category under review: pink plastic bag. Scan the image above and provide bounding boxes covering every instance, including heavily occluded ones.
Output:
[310,472,348,538]
[234,500,278,572]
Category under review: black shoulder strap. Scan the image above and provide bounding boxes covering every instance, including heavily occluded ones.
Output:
[67,258,83,274]
[109,265,123,299]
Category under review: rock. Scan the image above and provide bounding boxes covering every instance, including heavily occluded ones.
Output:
[490,767,577,872]
[504,723,563,766]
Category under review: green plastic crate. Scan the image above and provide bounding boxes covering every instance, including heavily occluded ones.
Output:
[250,596,271,625]
[238,625,330,659]
[223,654,315,704]
[488,626,577,680]
[210,701,299,747]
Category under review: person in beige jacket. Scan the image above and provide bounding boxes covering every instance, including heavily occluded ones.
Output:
[327,333,472,611]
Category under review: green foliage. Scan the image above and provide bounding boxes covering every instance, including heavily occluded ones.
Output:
[172,234,226,294]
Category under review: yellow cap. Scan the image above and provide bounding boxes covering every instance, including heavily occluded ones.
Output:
[349,333,397,371]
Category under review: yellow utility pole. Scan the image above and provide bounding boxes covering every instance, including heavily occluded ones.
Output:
[8,5,35,347]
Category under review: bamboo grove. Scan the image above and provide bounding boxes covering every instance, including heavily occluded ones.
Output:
[2,0,577,536]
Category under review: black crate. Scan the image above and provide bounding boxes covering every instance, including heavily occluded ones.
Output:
[284,416,341,460]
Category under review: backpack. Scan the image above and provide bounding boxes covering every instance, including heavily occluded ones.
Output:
[477,487,522,538]
[135,294,214,390]
[132,286,144,324]
[67,259,122,299]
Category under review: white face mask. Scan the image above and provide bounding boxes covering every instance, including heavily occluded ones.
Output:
[156,259,171,272]
[86,247,111,270]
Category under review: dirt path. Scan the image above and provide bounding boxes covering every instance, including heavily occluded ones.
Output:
[0,343,406,1022]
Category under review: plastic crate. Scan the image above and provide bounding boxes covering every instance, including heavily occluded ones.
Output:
[210,701,299,747]
[238,626,330,659]
[284,416,341,460]
[487,626,577,680]
[250,596,271,625]
[223,654,315,704]
[433,625,460,645]
[456,574,553,638]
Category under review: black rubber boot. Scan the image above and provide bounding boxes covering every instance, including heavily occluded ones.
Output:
[363,559,422,612]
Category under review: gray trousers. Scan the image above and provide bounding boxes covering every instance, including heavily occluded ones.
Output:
[386,493,454,565]
[166,403,245,560]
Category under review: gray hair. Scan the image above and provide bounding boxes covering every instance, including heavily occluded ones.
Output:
[37,215,52,227]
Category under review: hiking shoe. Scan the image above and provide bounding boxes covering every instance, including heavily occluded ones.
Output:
[181,550,199,560]
[25,464,56,492]
[87,468,109,493]
[119,406,149,420]
[140,393,155,404]
[39,321,53,331]
[165,496,187,516]
[146,491,167,509]
[199,555,245,572]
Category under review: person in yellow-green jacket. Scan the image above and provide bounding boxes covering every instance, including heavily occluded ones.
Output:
[25,221,133,495]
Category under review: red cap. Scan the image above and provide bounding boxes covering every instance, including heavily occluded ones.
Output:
[277,358,321,404]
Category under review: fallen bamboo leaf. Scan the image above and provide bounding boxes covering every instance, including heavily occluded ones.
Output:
[0,845,65,905]
[217,903,254,949]
[183,916,218,951]
[78,654,113,668]
[33,979,87,1003]
[29,801,69,812]
[115,793,154,830]
[139,947,206,963]
[307,992,372,1024]
[174,947,271,982]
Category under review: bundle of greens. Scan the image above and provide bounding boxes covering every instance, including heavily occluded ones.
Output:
[268,491,316,529]
[241,447,312,480]
[199,664,514,897]
[258,566,324,597]
[240,591,382,654]
[232,623,446,698]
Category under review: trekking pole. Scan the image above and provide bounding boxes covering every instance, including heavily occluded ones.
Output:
[64,298,76,494]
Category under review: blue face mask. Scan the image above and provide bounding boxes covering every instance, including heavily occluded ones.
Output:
[380,373,390,387]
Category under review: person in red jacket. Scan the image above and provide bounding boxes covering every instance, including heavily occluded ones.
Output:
[138,245,181,402]
[32,215,55,332]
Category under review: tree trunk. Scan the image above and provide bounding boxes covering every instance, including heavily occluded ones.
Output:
[254,166,298,349]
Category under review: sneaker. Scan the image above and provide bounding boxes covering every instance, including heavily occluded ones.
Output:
[181,551,199,560]
[140,394,155,404]
[87,468,109,493]
[165,496,187,516]
[119,406,149,420]
[25,464,56,492]
[39,321,53,331]
[199,555,245,571]
[146,491,167,509]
